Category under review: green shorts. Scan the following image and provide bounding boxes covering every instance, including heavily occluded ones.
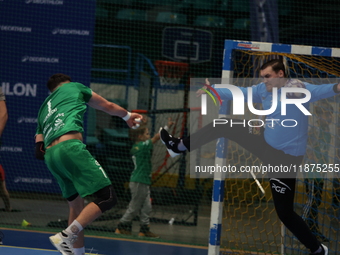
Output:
[44,139,111,198]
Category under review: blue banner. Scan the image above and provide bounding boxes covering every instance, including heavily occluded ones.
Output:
[0,0,96,194]
[250,0,279,43]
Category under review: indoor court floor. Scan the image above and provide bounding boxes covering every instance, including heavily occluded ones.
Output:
[0,228,208,255]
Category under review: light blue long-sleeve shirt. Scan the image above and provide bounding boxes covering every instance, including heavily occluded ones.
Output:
[214,82,338,156]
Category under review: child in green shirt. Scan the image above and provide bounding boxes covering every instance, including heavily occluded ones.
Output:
[115,118,172,237]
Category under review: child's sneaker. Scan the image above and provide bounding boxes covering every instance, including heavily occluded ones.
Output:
[138,225,160,238]
[115,222,132,235]
[49,231,77,255]
[159,128,182,158]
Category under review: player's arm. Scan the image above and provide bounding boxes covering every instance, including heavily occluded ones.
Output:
[35,134,45,160]
[35,134,43,143]
[87,92,142,128]
[306,83,340,102]
[0,100,8,137]
[151,133,160,144]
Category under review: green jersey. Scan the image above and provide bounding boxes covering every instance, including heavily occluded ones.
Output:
[130,139,153,185]
[36,82,92,147]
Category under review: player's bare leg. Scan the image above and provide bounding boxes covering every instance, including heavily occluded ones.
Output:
[0,181,11,212]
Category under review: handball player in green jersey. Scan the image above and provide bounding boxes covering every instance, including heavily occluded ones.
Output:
[35,74,142,255]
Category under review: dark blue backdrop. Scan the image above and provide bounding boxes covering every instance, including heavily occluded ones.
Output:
[0,0,96,194]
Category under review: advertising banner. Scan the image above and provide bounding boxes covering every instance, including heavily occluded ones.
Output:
[0,0,96,193]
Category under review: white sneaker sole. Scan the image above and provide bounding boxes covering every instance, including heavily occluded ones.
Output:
[49,234,74,255]
[321,244,328,255]
[166,148,180,158]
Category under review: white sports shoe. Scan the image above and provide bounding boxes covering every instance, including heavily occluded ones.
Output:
[159,127,182,158]
[321,244,328,255]
[49,231,77,255]
[311,244,328,255]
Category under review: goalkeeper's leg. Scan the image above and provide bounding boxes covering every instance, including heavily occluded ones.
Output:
[270,177,326,254]
[160,118,266,158]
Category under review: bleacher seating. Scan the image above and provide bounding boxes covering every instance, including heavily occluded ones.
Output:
[156,12,187,24]
[116,8,147,21]
[194,15,226,28]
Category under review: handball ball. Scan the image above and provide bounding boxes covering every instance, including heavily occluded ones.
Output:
[285,79,306,98]
[132,118,141,129]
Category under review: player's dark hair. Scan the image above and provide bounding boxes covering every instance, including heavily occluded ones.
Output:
[260,59,287,77]
[47,73,71,92]
[129,125,147,143]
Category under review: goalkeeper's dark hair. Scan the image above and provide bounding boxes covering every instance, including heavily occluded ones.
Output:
[260,59,287,77]
[47,73,71,92]
[129,124,147,143]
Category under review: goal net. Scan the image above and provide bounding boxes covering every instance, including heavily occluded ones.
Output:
[217,40,340,254]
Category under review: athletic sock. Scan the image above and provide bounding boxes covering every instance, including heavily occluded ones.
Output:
[73,247,85,255]
[178,140,187,151]
[65,220,83,235]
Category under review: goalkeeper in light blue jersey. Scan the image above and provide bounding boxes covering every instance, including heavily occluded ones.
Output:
[160,59,340,255]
